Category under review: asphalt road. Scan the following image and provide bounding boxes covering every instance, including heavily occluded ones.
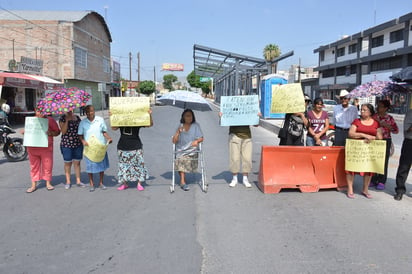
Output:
[0,105,412,273]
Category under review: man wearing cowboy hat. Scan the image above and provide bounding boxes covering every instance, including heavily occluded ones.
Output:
[333,89,358,146]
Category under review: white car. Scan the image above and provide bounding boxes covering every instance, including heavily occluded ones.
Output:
[323,99,337,113]
[322,99,337,124]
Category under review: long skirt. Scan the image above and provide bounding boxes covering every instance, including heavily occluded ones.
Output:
[117,149,147,183]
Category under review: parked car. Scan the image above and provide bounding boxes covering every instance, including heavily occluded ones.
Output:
[323,99,337,113]
[322,99,337,124]
[155,94,165,106]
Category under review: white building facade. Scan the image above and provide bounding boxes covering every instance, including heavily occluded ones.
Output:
[314,12,412,113]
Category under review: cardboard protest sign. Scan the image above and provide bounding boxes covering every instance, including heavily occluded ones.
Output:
[23,117,48,147]
[109,97,150,127]
[270,83,305,113]
[83,135,109,162]
[220,95,260,126]
[345,139,386,174]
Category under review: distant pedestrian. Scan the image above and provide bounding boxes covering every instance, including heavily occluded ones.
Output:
[78,105,112,192]
[333,89,358,146]
[394,109,412,201]
[0,103,10,125]
[370,100,399,190]
[113,109,153,191]
[59,111,86,189]
[25,109,61,193]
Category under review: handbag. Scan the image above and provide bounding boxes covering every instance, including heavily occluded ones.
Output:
[278,128,287,139]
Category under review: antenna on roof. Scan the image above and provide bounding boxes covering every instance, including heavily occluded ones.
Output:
[104,5,108,22]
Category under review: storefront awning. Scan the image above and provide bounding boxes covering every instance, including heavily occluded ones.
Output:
[0,72,63,90]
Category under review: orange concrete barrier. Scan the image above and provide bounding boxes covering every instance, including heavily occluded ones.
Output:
[258,146,347,194]
[258,146,319,193]
[310,146,347,190]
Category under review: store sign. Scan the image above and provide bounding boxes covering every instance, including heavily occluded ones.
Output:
[18,56,43,75]
[161,63,184,71]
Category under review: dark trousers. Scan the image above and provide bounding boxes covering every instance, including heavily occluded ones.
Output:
[395,138,412,194]
[371,138,391,185]
[334,128,349,146]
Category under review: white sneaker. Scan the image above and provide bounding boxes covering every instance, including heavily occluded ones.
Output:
[229,179,238,187]
[243,177,252,188]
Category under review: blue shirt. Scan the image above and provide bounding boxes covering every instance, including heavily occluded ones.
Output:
[175,122,203,157]
[78,116,108,144]
[333,104,358,129]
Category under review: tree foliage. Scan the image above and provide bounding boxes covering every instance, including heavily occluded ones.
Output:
[263,44,281,73]
[139,80,156,95]
[187,70,211,94]
[163,74,178,91]
[263,44,281,61]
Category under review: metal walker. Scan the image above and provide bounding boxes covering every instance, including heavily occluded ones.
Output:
[171,142,207,193]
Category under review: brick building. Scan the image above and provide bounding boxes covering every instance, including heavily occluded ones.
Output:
[0,10,112,112]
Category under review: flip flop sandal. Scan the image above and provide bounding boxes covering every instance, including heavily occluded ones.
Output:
[26,187,37,193]
[47,186,55,191]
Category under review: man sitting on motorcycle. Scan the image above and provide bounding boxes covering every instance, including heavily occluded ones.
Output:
[0,103,10,125]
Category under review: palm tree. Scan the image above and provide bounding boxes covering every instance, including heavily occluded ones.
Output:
[263,44,281,73]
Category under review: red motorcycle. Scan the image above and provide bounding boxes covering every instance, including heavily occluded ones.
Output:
[326,124,335,146]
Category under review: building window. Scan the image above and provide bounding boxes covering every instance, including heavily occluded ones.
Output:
[348,43,357,54]
[371,35,384,48]
[322,69,334,78]
[75,47,87,68]
[103,58,110,73]
[390,29,404,43]
[350,65,357,74]
[370,56,402,71]
[320,51,325,61]
[337,47,345,57]
[336,66,346,76]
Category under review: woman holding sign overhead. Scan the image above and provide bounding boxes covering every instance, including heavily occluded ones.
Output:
[345,103,383,199]
[112,109,153,191]
[25,109,60,193]
[78,105,113,192]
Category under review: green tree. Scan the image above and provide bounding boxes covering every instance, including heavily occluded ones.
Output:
[163,74,178,91]
[263,44,281,73]
[186,70,211,94]
[139,80,156,95]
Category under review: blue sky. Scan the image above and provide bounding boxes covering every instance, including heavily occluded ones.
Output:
[1,0,411,82]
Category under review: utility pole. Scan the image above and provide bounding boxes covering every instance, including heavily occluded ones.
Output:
[154,65,156,93]
[137,52,140,96]
[129,52,132,90]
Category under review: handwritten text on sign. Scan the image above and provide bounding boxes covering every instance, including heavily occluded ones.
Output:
[109,97,150,127]
[23,117,48,147]
[345,139,386,174]
[271,83,305,113]
[220,95,259,126]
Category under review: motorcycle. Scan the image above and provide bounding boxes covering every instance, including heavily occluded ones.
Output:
[326,124,335,146]
[0,122,28,162]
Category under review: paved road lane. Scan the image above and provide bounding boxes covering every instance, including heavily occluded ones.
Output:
[0,105,412,273]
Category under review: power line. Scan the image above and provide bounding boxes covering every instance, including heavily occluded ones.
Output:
[0,7,75,45]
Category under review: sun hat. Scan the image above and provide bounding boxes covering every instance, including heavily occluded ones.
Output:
[336,89,349,99]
